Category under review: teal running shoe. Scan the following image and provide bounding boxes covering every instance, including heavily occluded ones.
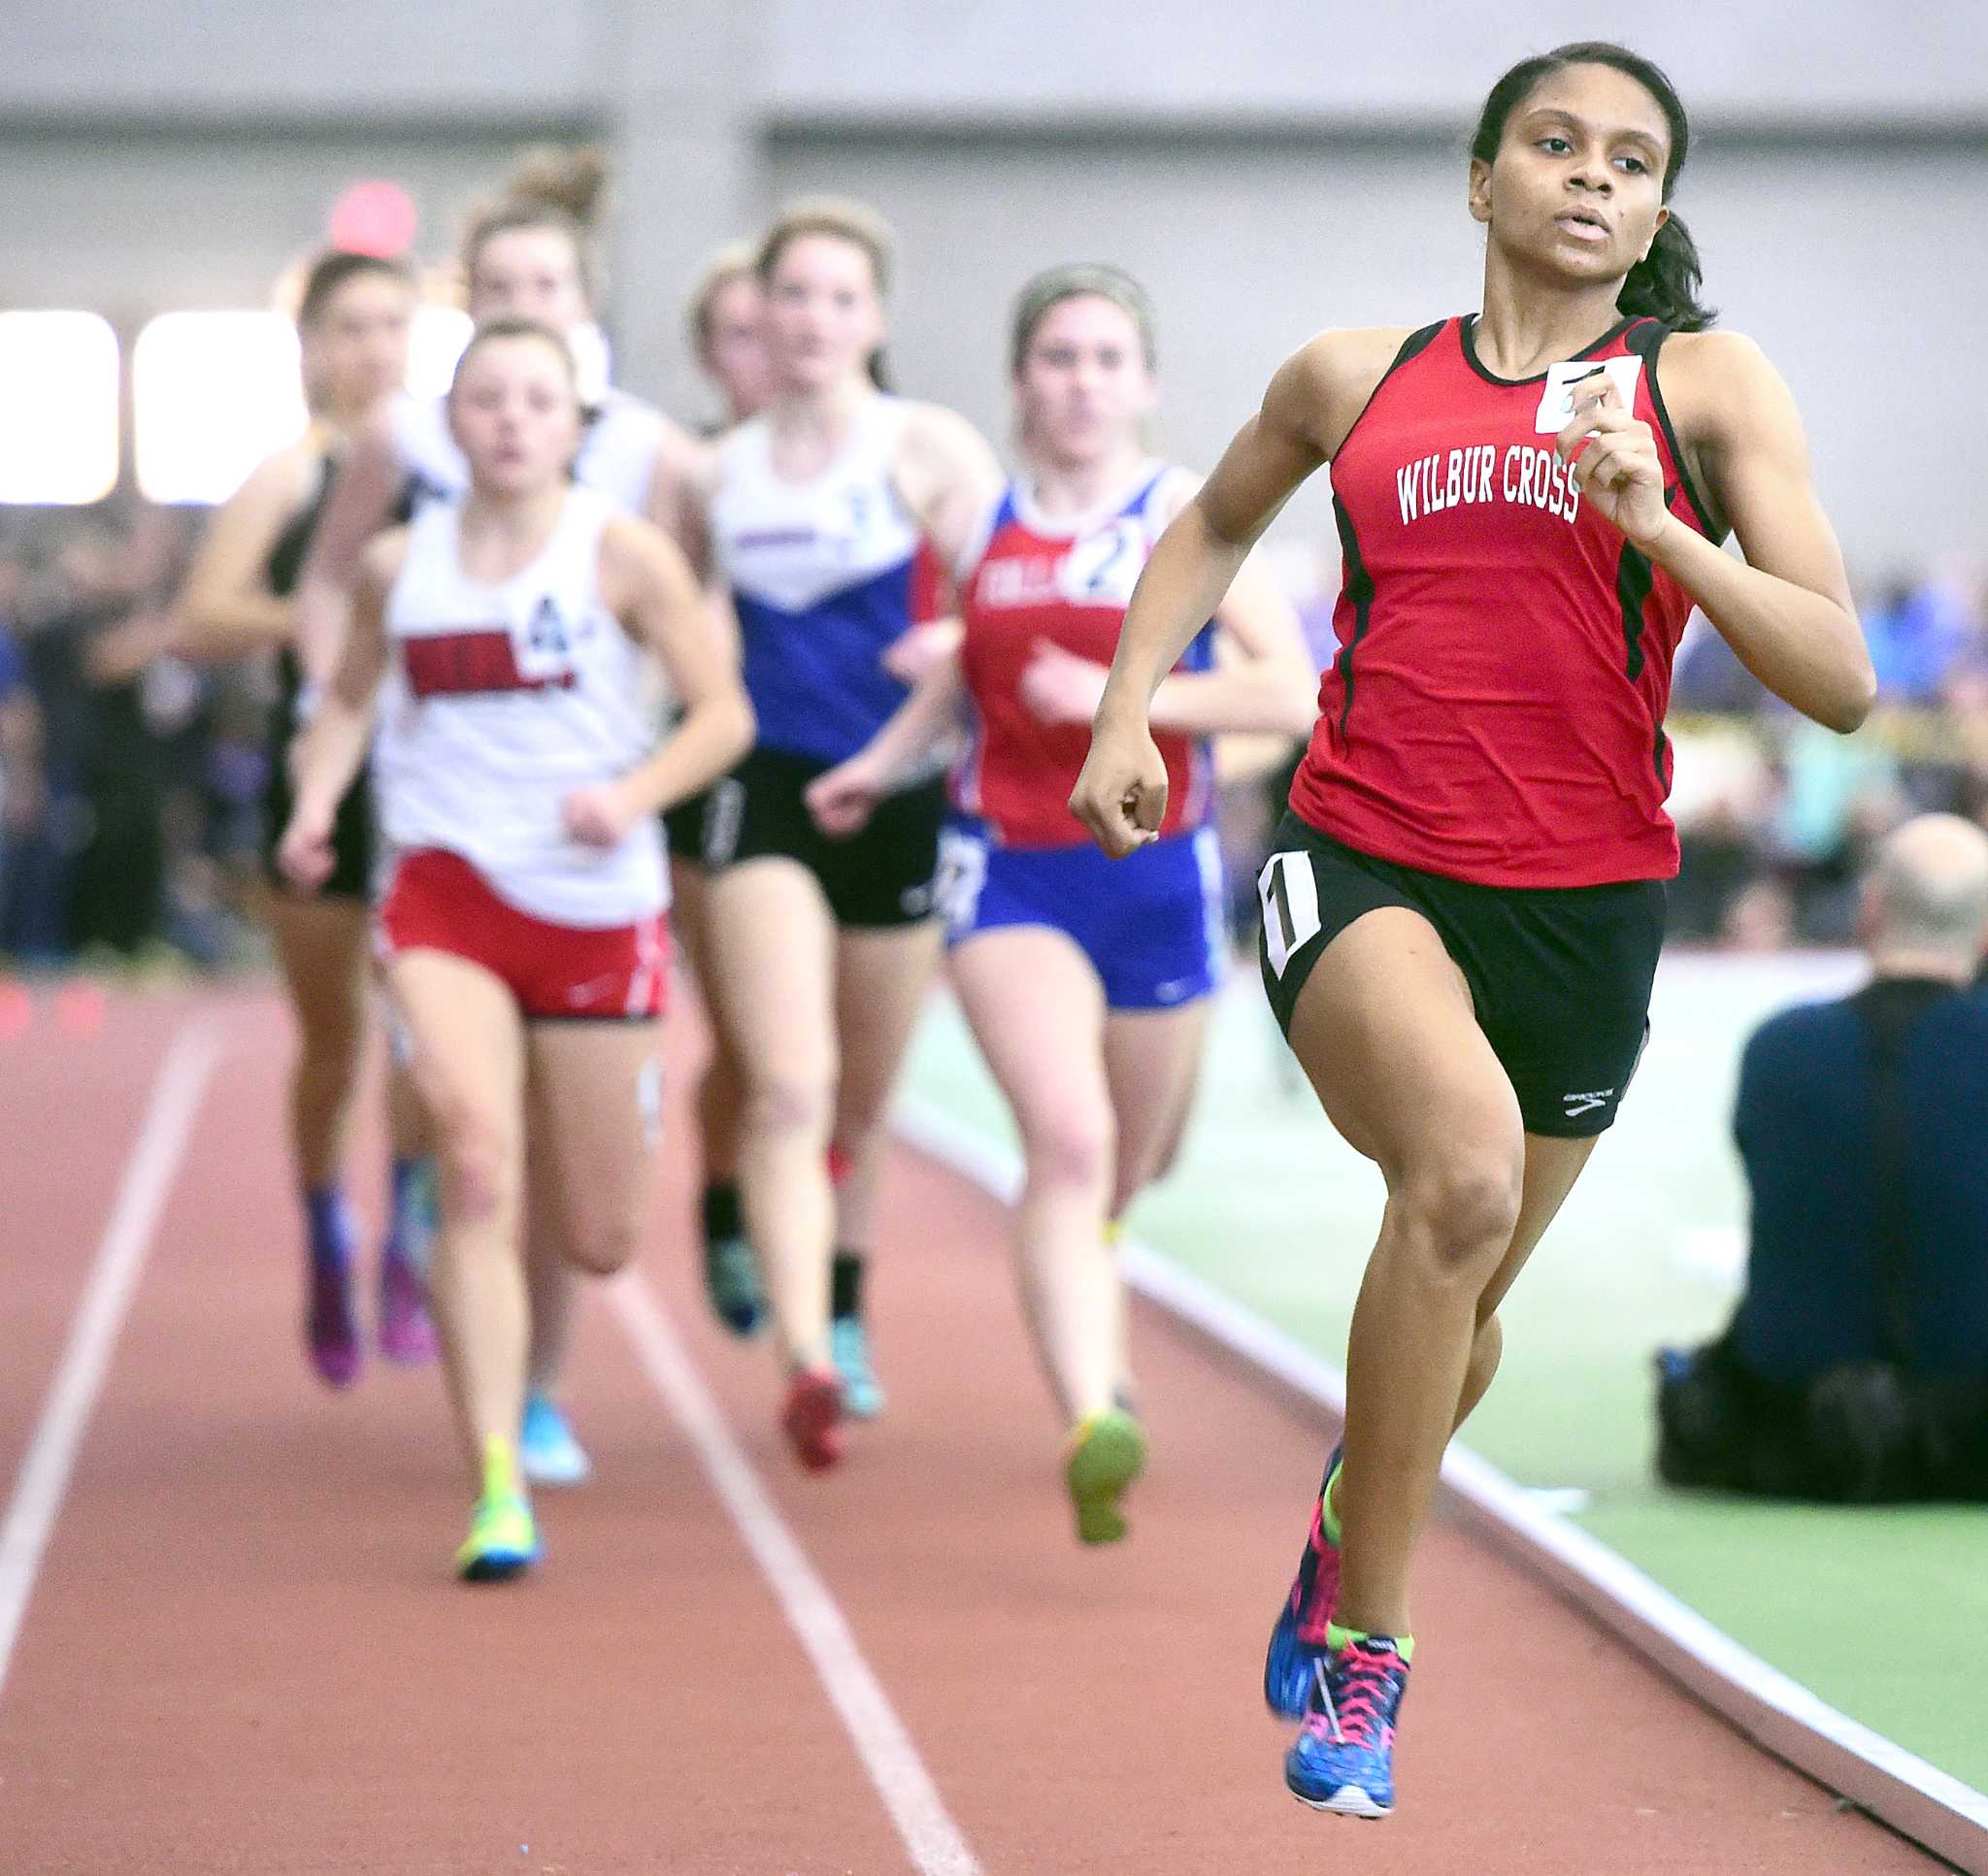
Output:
[519,1392,591,1487]
[830,1315,885,1420]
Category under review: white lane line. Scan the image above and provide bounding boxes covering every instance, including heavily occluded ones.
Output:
[895,1094,1988,1876]
[0,1019,221,1700]
[610,1274,982,1876]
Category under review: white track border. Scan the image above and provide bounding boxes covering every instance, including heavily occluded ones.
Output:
[896,1097,1988,1876]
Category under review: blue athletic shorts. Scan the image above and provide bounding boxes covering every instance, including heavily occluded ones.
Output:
[939,819,1227,1010]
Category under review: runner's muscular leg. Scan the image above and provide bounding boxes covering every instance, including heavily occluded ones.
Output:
[827,918,944,1252]
[1280,907,1525,1639]
[703,858,840,1366]
[951,926,1118,1424]
[384,950,527,1489]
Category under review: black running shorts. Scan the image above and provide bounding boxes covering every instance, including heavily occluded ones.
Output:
[697,745,945,930]
[661,786,712,872]
[1256,810,1665,1137]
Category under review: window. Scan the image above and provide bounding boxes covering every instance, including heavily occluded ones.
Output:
[0,313,120,506]
[134,312,307,504]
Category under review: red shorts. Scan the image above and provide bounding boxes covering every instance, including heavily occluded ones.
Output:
[378,848,669,1021]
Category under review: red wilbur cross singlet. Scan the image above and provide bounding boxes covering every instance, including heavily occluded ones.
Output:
[1289,313,1720,887]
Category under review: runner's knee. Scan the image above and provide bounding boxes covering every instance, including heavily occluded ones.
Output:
[436,1110,517,1222]
[747,1065,834,1148]
[1395,1154,1523,1277]
[1023,1105,1115,1195]
[564,1212,640,1277]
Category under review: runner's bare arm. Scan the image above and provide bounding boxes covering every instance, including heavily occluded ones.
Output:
[646,418,711,561]
[279,533,401,888]
[805,648,967,839]
[602,516,755,819]
[1139,471,1316,738]
[1072,330,1399,853]
[892,403,1006,574]
[171,444,311,658]
[289,411,404,688]
[1565,331,1872,734]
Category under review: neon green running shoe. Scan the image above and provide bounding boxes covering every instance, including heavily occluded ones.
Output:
[1064,1407,1148,1546]
[456,1490,539,1583]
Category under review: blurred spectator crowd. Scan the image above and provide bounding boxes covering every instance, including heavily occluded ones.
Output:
[0,505,270,975]
[2,500,1985,975]
[1667,558,1988,946]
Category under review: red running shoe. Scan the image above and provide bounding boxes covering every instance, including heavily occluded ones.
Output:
[781,1366,845,1471]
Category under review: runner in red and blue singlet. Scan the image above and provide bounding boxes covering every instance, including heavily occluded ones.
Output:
[808,265,1312,1545]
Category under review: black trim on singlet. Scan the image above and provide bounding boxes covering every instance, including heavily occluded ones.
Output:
[1324,325,1443,745]
[1329,320,1445,461]
[1332,493,1375,745]
[1614,541,1671,784]
[1458,312,1639,387]
[1622,318,1725,543]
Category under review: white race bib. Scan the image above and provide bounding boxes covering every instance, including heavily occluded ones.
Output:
[1535,355,1643,434]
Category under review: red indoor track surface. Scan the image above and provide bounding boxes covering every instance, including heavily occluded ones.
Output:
[0,990,1943,1873]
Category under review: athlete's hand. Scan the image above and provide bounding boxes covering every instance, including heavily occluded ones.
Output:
[881,619,964,685]
[1556,379,1669,552]
[1020,641,1110,725]
[563,783,638,848]
[1070,708,1168,857]
[805,755,887,839]
[275,805,337,893]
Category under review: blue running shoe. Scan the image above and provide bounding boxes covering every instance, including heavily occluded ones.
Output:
[1265,1444,1342,1718]
[1284,1634,1409,1819]
[519,1392,592,1487]
[831,1315,885,1420]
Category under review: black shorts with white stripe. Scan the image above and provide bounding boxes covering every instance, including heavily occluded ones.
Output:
[1255,809,1664,1138]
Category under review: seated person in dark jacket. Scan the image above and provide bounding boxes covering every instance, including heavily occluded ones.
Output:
[1659,814,1988,1500]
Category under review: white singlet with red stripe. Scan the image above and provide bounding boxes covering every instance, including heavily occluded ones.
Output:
[372,485,666,928]
[389,385,666,517]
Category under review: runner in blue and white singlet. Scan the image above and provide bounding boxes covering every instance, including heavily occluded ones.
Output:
[688,199,1003,1471]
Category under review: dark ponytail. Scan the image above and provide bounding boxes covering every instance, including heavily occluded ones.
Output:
[1472,41,1716,333]
[1618,212,1713,333]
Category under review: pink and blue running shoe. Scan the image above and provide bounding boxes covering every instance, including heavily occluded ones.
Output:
[1283,1633,1409,1819]
[306,1260,361,1389]
[377,1252,439,1365]
[1264,1443,1342,1718]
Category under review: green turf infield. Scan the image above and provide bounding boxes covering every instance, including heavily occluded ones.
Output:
[900,949,1988,1791]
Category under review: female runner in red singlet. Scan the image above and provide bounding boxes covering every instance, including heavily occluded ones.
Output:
[810,266,1313,1544]
[1072,43,1873,1819]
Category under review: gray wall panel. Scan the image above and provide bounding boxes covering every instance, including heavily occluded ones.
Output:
[771,2,1988,124]
[0,133,564,317]
[3,2,600,118]
[768,134,1980,573]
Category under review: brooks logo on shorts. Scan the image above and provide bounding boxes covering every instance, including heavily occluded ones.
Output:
[1562,1087,1613,1118]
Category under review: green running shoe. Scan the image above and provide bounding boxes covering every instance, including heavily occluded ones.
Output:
[1064,1407,1147,1545]
[456,1491,540,1583]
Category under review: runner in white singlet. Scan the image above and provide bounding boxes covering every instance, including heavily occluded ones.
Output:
[291,147,705,1486]
[279,321,751,1581]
